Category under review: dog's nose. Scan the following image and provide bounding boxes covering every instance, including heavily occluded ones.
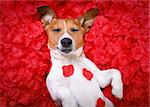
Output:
[61,38,72,48]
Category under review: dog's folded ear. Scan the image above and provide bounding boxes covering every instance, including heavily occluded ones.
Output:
[37,6,56,27]
[78,8,99,32]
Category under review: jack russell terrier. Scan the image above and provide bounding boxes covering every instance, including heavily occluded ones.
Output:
[37,6,123,107]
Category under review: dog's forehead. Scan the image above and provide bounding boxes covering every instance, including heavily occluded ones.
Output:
[50,18,80,28]
[50,18,64,27]
[65,19,80,28]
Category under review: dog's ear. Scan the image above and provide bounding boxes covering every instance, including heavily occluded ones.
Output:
[37,6,56,27]
[78,8,98,32]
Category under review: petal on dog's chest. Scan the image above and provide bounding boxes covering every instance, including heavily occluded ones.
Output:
[83,68,93,80]
[96,98,105,107]
[62,65,74,77]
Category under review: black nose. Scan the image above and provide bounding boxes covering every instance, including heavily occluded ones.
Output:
[61,38,72,48]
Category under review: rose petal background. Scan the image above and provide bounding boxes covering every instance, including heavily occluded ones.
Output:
[0,1,149,107]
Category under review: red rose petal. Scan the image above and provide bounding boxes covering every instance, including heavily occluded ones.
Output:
[96,98,105,107]
[83,68,93,81]
[62,65,74,77]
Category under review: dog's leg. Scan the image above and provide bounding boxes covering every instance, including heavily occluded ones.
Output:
[57,87,78,107]
[83,58,123,99]
[46,80,78,107]
[94,69,123,99]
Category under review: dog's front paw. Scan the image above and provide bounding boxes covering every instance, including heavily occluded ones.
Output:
[112,80,123,100]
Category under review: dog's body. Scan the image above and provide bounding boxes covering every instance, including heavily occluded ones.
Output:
[37,6,123,107]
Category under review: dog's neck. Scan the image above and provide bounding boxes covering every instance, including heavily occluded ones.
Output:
[50,47,85,63]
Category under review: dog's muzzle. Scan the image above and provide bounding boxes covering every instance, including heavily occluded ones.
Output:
[60,38,73,54]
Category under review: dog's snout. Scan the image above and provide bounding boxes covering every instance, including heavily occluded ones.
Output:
[61,38,72,48]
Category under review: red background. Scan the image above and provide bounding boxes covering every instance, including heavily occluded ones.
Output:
[0,1,149,107]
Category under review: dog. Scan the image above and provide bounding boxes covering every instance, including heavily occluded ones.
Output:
[37,6,123,107]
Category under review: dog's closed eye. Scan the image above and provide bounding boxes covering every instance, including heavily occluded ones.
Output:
[70,28,79,32]
[52,28,61,32]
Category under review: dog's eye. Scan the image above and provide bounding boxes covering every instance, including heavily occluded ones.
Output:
[71,28,79,32]
[52,28,61,32]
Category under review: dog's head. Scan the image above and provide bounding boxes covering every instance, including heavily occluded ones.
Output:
[37,6,98,56]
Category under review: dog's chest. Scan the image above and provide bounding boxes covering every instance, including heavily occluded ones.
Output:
[49,58,94,82]
[47,57,106,107]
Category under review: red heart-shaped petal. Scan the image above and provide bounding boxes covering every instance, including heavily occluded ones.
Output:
[83,68,93,81]
[62,65,74,77]
[96,98,105,107]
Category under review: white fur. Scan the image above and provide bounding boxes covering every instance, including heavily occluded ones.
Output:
[46,48,123,107]
[46,21,123,107]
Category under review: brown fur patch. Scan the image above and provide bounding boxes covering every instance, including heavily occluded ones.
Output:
[46,18,64,48]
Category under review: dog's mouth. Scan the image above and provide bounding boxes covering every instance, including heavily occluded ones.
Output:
[61,48,72,53]
[57,47,73,54]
